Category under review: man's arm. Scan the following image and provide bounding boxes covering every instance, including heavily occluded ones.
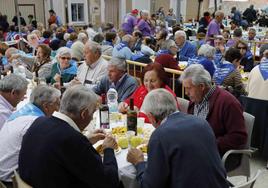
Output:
[135,134,170,188]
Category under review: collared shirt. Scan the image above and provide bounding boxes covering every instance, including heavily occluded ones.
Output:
[0,95,15,130]
[52,111,80,132]
[93,73,138,102]
[77,57,108,88]
[0,115,38,182]
[194,86,216,119]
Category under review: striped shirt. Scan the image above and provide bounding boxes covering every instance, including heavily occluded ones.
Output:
[194,86,216,119]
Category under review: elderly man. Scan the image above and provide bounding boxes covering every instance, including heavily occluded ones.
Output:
[127,88,228,188]
[0,85,60,187]
[70,41,108,88]
[0,74,28,130]
[206,11,224,46]
[19,85,119,188]
[93,57,138,102]
[112,34,134,60]
[71,32,88,61]
[174,30,197,61]
[180,64,247,170]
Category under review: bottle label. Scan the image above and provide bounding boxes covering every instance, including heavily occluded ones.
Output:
[100,111,109,129]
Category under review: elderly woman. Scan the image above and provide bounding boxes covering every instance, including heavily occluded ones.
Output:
[10,44,53,80]
[213,47,246,98]
[155,39,179,70]
[196,44,216,77]
[49,47,77,84]
[235,40,254,72]
[119,63,178,122]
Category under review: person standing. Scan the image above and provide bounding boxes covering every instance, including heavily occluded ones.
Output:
[206,11,224,46]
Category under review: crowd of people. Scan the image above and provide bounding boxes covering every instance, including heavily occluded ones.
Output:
[0,5,267,188]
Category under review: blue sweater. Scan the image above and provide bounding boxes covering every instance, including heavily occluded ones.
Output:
[177,41,197,61]
[135,112,228,188]
[19,116,119,188]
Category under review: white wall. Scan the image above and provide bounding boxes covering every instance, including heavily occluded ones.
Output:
[52,0,66,24]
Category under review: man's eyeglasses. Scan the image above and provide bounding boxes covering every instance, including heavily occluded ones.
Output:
[237,47,247,50]
[60,57,71,60]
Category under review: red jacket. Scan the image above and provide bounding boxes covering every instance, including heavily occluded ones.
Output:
[125,85,178,123]
[188,87,247,155]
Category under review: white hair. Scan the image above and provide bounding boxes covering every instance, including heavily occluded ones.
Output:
[179,64,212,87]
[85,40,102,55]
[122,34,133,44]
[174,30,186,39]
[0,74,28,92]
[141,88,178,122]
[30,85,61,107]
[108,57,126,71]
[60,85,97,117]
[63,33,70,41]
[77,32,88,42]
[215,11,224,17]
[198,44,216,59]
[56,47,72,58]
[141,10,149,16]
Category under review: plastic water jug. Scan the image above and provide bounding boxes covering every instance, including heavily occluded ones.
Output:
[107,88,118,113]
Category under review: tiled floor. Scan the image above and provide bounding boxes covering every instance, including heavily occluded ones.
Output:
[228,155,268,187]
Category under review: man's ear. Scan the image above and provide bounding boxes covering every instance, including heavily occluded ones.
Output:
[80,108,87,120]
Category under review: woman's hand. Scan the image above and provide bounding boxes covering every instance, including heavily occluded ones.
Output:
[53,73,61,83]
[118,102,128,114]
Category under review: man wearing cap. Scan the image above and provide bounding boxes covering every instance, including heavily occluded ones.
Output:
[121,9,139,35]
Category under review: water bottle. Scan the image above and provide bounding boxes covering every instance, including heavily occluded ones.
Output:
[107,88,118,113]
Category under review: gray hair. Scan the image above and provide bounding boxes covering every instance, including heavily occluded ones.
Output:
[174,30,186,39]
[78,32,88,42]
[141,10,149,16]
[179,64,212,87]
[0,74,28,92]
[60,85,97,117]
[30,85,61,107]
[63,33,70,41]
[108,57,126,71]
[122,34,133,44]
[141,88,178,122]
[248,27,256,33]
[215,11,224,17]
[56,47,72,58]
[161,39,177,50]
[5,47,19,58]
[85,40,102,55]
[198,44,216,58]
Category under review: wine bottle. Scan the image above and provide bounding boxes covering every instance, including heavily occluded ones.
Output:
[127,98,137,135]
[99,94,110,129]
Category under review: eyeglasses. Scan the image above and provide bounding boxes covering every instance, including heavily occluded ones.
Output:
[60,57,71,60]
[237,47,247,50]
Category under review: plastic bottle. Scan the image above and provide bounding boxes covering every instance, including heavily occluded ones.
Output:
[107,88,118,113]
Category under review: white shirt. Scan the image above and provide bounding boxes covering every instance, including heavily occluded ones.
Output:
[0,115,38,182]
[52,111,80,132]
[77,57,108,87]
[247,65,268,100]
[0,95,14,130]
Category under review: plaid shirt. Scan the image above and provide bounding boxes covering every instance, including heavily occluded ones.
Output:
[194,86,216,120]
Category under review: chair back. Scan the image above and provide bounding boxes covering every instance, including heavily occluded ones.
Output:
[224,112,255,178]
[177,97,189,113]
[233,170,262,188]
[243,112,255,148]
[13,171,32,188]
[0,181,7,188]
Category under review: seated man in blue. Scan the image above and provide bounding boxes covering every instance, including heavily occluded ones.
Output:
[93,57,138,103]
[214,36,226,68]
[127,88,229,188]
[174,30,197,61]
[112,34,134,60]
[196,44,216,78]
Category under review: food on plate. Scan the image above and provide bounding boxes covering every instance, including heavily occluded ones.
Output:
[112,126,127,135]
[117,136,128,149]
[96,144,120,155]
[137,127,143,134]
[130,136,143,148]
[137,144,148,154]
